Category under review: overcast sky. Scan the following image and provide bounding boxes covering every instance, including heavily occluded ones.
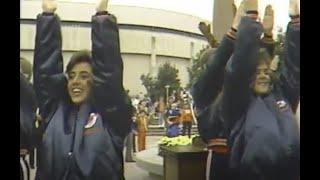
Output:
[45,0,294,32]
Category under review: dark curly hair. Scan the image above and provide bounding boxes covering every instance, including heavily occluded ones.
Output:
[66,50,92,74]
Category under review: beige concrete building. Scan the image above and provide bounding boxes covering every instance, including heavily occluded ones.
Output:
[20,1,210,95]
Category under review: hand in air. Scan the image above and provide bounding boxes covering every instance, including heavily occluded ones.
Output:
[232,0,246,30]
[96,0,109,12]
[198,22,211,35]
[42,0,57,13]
[262,5,274,36]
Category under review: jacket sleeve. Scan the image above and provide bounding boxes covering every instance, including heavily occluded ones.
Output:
[192,35,235,110]
[91,12,133,140]
[221,16,263,132]
[278,21,300,110]
[33,13,67,118]
[20,73,37,147]
[20,73,37,112]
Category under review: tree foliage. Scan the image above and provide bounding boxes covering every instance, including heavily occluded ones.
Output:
[186,45,211,89]
[140,62,181,102]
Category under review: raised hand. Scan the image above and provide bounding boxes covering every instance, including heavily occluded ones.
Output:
[232,0,246,30]
[198,22,211,35]
[289,0,300,17]
[198,22,218,47]
[96,0,109,12]
[42,0,57,13]
[262,5,274,36]
[232,3,237,18]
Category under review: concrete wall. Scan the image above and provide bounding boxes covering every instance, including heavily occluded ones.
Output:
[122,54,150,94]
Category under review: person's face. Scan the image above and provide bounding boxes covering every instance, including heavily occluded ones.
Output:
[252,61,272,95]
[67,62,93,105]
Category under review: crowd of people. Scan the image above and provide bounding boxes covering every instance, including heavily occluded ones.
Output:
[20,0,300,180]
[125,90,195,154]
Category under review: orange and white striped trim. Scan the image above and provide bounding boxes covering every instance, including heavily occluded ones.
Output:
[207,138,228,154]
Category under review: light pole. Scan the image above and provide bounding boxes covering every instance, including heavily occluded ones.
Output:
[165,85,170,106]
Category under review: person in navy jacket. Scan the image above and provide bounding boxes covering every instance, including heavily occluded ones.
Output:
[192,1,275,179]
[192,0,299,179]
[20,72,37,180]
[34,0,132,179]
[165,103,181,137]
[221,0,300,179]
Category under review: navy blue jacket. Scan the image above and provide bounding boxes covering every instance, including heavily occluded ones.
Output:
[33,12,132,180]
[20,73,37,150]
[221,17,300,179]
[192,31,275,143]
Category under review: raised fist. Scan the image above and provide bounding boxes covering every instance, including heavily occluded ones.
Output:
[96,0,109,12]
[42,0,57,13]
[262,5,274,35]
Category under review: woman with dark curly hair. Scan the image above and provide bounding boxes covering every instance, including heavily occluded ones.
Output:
[33,0,133,179]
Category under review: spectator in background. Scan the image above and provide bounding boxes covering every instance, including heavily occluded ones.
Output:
[158,97,166,126]
[125,108,138,162]
[137,109,148,151]
[166,103,181,137]
[132,95,140,110]
[181,103,193,138]
[138,100,149,115]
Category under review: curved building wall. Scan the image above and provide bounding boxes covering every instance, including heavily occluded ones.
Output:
[20,1,209,95]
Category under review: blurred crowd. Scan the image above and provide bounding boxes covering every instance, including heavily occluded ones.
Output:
[126,90,196,153]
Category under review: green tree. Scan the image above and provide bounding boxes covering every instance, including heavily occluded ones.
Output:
[140,63,181,102]
[186,45,211,89]
[140,73,157,98]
